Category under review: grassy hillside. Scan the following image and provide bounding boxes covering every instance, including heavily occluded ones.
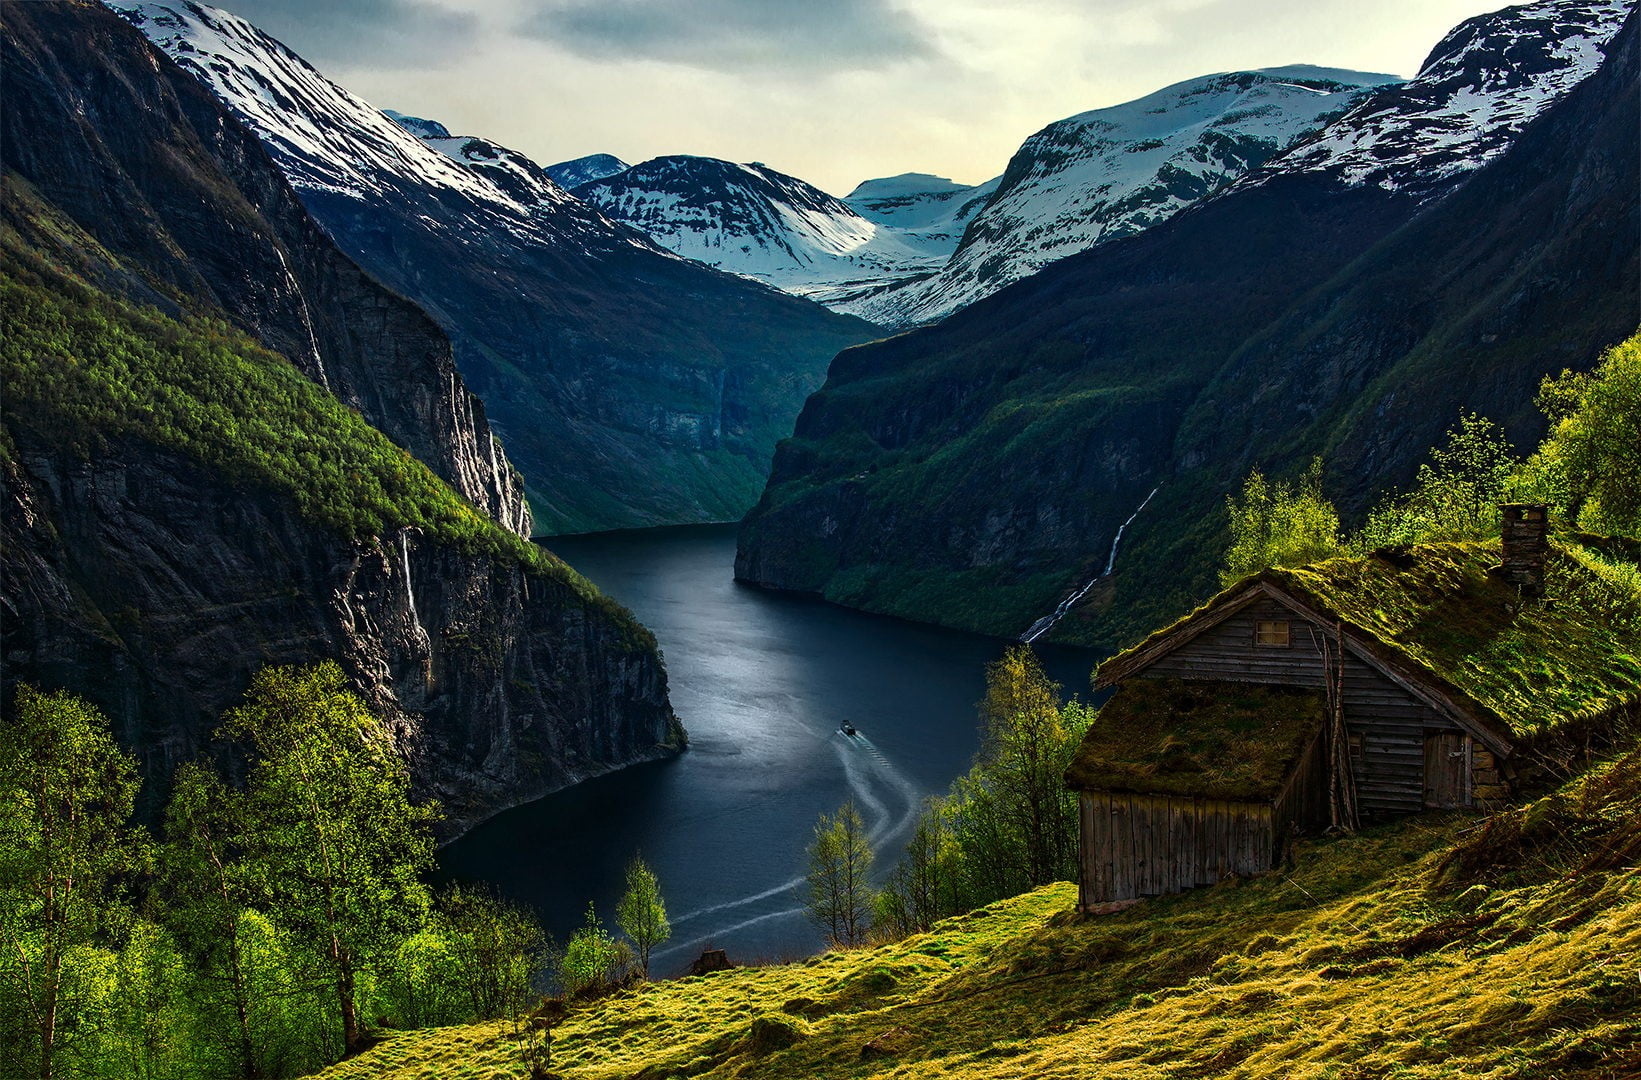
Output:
[324,743,1640,1080]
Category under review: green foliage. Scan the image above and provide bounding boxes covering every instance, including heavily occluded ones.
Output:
[313,745,1641,1080]
[105,919,190,1080]
[1275,543,1641,736]
[878,649,1095,938]
[0,671,566,1079]
[975,648,1084,886]
[1356,413,1522,548]
[1220,459,1342,586]
[559,905,631,998]
[614,857,670,978]
[1064,679,1326,800]
[0,685,148,1080]
[805,802,875,948]
[873,799,956,940]
[432,884,551,1023]
[221,663,437,1054]
[157,762,274,1079]
[1530,332,1641,537]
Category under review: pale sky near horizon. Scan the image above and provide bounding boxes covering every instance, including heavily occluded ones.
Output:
[215,0,1518,196]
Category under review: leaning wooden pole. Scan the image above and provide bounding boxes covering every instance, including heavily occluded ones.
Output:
[1324,620,1359,832]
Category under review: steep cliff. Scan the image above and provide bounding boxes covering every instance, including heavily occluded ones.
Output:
[0,1,681,833]
[737,7,1639,650]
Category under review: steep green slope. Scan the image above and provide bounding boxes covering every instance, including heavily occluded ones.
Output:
[323,741,1641,1079]
[4,245,522,574]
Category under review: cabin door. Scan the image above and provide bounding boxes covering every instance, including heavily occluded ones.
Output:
[1423,732,1470,809]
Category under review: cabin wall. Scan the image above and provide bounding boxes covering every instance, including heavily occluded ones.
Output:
[1140,598,1466,817]
[1078,791,1274,907]
[1273,730,1329,838]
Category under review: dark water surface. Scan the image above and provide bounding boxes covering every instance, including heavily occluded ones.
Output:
[437,524,1101,974]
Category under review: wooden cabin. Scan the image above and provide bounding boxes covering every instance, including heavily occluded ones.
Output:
[1064,679,1329,903]
[1066,511,1641,910]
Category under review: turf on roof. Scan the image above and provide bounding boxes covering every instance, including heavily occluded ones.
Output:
[1064,678,1324,801]
[1103,541,1641,741]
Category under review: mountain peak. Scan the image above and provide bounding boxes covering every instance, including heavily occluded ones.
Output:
[383,109,450,140]
[545,153,631,189]
[1260,0,1629,194]
[843,65,1392,327]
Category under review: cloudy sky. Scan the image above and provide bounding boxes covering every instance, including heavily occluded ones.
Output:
[215,0,1514,195]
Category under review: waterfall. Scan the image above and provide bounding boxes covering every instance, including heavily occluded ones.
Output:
[271,244,329,391]
[400,532,423,637]
[1020,486,1159,644]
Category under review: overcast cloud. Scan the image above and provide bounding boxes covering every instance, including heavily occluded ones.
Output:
[218,0,478,67]
[213,0,1514,195]
[520,0,939,73]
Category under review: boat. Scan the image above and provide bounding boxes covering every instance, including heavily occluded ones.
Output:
[840,722,858,737]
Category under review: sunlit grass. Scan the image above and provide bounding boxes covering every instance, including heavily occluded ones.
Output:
[324,745,1641,1079]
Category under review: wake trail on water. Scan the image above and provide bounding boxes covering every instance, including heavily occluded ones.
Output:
[671,875,804,927]
[841,733,925,853]
[663,730,929,958]
[651,905,807,965]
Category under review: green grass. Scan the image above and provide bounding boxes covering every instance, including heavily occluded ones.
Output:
[1065,679,1324,800]
[1273,542,1641,738]
[322,742,1640,1080]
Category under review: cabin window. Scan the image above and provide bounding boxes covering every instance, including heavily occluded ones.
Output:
[1254,619,1291,647]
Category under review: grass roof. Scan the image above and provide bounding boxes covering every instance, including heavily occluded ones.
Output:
[1102,541,1641,742]
[1064,678,1324,800]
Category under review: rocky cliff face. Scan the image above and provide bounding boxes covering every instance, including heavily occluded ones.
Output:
[1,1,680,834]
[3,443,677,834]
[737,8,1638,651]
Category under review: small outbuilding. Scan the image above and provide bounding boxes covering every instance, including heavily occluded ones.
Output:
[1066,512,1641,910]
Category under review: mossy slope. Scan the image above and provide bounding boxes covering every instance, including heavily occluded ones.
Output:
[323,747,1641,1080]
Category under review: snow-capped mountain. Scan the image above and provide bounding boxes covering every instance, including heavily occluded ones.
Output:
[1254,0,1629,194]
[547,153,631,189]
[847,66,1397,327]
[107,0,874,534]
[108,2,622,248]
[573,156,965,306]
[384,111,593,213]
[843,172,1000,250]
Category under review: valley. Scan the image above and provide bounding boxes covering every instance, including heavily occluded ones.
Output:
[1,0,1637,1077]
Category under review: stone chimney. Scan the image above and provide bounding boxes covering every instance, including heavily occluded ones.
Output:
[1495,504,1549,597]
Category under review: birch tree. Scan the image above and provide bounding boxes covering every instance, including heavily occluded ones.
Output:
[0,686,146,1080]
[805,801,874,947]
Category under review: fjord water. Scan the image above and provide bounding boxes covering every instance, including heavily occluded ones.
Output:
[437,524,1101,973]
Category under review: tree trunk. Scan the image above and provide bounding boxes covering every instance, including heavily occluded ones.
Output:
[336,948,361,1055]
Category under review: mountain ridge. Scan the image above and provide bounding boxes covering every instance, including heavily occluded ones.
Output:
[1,0,681,835]
[735,0,1638,649]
